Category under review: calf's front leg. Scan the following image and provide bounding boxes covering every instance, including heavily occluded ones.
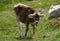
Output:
[31,23,35,35]
[25,23,29,36]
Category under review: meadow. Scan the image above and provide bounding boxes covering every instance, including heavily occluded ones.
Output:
[0,0,60,41]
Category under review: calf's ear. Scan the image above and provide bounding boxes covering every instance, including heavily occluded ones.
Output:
[28,12,36,18]
[39,14,45,17]
[37,12,45,17]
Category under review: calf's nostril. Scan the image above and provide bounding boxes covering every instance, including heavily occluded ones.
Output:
[36,21,38,26]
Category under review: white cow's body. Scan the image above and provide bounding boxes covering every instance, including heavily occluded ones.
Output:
[48,5,60,18]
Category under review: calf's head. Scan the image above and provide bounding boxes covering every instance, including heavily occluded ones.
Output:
[28,11,45,26]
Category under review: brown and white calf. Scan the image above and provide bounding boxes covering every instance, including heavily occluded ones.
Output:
[14,3,45,37]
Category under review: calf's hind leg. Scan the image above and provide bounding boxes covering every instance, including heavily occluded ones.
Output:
[16,16,25,37]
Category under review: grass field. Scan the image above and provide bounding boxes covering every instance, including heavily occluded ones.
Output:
[0,0,60,41]
[0,10,60,41]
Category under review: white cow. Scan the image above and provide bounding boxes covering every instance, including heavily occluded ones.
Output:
[48,5,60,19]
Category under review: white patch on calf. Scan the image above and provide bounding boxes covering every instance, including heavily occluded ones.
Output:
[28,14,33,18]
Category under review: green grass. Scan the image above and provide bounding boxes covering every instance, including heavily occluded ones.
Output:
[0,0,60,11]
[0,10,60,41]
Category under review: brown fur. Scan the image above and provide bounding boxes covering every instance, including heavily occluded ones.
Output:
[14,3,38,23]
